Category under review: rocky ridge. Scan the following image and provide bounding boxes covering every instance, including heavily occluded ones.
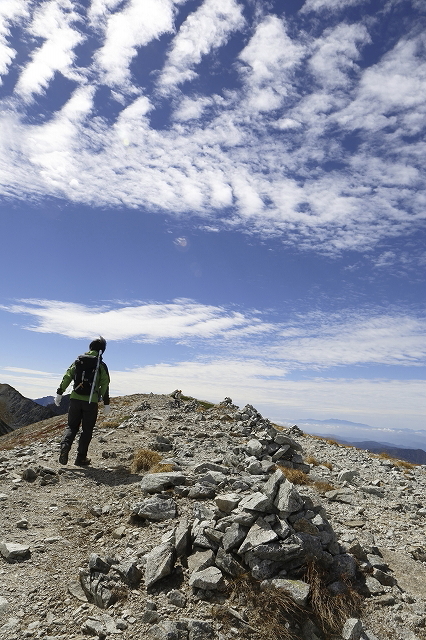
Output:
[0,393,426,640]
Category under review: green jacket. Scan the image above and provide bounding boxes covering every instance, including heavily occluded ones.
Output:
[57,350,110,404]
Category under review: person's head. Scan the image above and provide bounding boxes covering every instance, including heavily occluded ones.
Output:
[89,336,106,353]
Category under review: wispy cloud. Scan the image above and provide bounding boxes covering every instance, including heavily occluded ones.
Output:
[158,0,245,93]
[0,298,273,342]
[14,0,84,101]
[0,2,425,255]
[2,299,425,369]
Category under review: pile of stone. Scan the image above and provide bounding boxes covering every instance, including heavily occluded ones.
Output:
[124,466,368,610]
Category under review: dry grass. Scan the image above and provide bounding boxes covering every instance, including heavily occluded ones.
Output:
[376,451,417,469]
[277,466,312,486]
[325,438,339,446]
[306,561,363,635]
[222,574,305,640]
[312,480,335,493]
[305,455,319,466]
[149,463,175,473]
[322,461,333,470]
[130,449,162,473]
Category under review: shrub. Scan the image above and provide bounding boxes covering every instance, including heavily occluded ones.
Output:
[130,449,162,473]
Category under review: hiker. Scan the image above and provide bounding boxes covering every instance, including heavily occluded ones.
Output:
[170,389,182,408]
[55,337,110,466]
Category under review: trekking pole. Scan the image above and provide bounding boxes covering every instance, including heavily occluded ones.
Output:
[88,351,102,404]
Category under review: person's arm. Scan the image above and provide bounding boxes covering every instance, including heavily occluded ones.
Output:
[57,363,76,395]
[99,362,110,403]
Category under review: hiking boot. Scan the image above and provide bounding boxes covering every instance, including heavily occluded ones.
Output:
[74,456,91,466]
[59,446,70,465]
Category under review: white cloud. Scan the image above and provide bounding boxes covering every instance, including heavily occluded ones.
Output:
[0,0,29,82]
[0,298,273,342]
[158,0,245,92]
[301,0,368,12]
[14,0,84,101]
[93,0,175,88]
[2,299,425,370]
[309,23,370,88]
[238,15,305,111]
[0,2,425,254]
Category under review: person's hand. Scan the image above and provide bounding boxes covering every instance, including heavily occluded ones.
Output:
[104,404,111,415]
[54,394,62,407]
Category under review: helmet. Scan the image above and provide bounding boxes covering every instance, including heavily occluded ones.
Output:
[89,336,106,353]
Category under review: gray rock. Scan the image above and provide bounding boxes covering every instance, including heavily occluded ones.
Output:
[238,491,273,512]
[167,589,187,608]
[246,439,263,457]
[175,519,191,558]
[274,480,304,513]
[191,462,229,474]
[215,493,241,513]
[274,433,302,451]
[189,566,224,591]
[188,484,216,499]
[222,523,249,552]
[342,617,363,640]
[272,446,291,461]
[116,560,142,586]
[337,469,360,483]
[262,469,285,501]
[238,517,278,554]
[88,553,110,574]
[79,569,116,609]
[144,542,175,588]
[150,620,188,639]
[215,547,246,577]
[81,613,117,636]
[188,549,215,574]
[0,596,9,615]
[365,576,384,595]
[261,578,310,605]
[0,541,30,560]
[134,496,177,521]
[186,619,214,639]
[140,472,186,493]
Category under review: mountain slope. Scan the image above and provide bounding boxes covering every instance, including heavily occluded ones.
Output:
[0,383,67,431]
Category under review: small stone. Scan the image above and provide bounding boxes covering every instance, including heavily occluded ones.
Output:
[167,589,187,608]
[189,566,224,591]
[112,526,126,539]
[261,578,310,606]
[342,618,363,640]
[0,596,9,614]
[0,541,30,560]
[215,493,241,513]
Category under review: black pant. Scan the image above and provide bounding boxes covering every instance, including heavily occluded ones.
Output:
[61,399,98,458]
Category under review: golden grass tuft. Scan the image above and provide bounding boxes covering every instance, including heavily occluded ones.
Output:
[325,438,339,446]
[305,455,319,466]
[149,463,175,473]
[322,461,333,470]
[312,480,335,493]
[377,451,417,469]
[277,466,311,486]
[223,574,305,640]
[306,561,363,634]
[130,449,162,473]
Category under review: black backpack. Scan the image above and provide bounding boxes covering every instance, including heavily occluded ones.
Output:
[73,354,101,395]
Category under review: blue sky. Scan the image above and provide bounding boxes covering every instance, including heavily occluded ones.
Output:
[0,0,425,434]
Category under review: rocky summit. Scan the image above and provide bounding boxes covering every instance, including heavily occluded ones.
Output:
[0,393,426,640]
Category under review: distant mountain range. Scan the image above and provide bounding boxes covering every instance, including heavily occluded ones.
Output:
[275,418,426,465]
[0,384,68,435]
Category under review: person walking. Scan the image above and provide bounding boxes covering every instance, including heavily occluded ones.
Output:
[55,337,110,466]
